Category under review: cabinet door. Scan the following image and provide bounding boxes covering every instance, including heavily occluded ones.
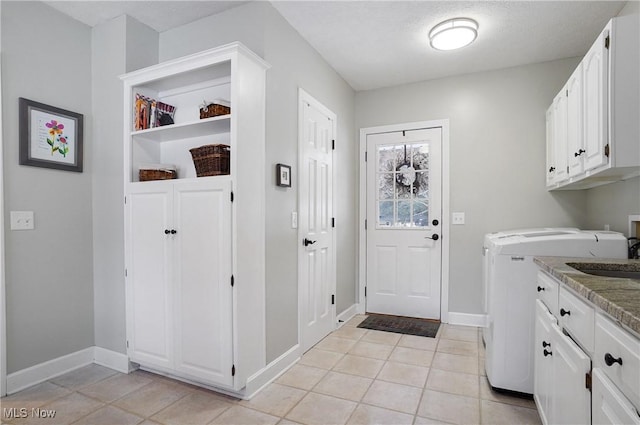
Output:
[592,368,640,425]
[546,106,557,186]
[534,300,556,425]
[583,25,610,172]
[173,179,233,386]
[126,184,174,370]
[567,64,584,177]
[552,322,591,425]
[553,91,569,182]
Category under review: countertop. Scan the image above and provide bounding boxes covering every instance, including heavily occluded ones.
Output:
[534,256,640,336]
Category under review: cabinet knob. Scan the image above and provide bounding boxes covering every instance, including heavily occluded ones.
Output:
[164,229,170,235]
[544,349,553,357]
[542,341,551,348]
[574,149,586,157]
[549,166,556,173]
[560,308,571,317]
[604,353,623,367]
[171,229,177,235]
[537,286,545,292]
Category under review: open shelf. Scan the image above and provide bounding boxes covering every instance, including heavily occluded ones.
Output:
[132,115,231,143]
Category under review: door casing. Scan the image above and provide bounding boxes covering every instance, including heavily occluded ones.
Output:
[358,120,450,322]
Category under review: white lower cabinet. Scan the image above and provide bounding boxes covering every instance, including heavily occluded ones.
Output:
[593,368,640,425]
[534,300,556,425]
[125,178,234,387]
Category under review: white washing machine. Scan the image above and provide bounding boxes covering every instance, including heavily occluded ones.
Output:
[482,229,627,395]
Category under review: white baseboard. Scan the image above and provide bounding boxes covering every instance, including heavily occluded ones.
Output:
[6,347,94,394]
[336,304,359,327]
[243,344,300,400]
[447,312,487,328]
[93,347,130,374]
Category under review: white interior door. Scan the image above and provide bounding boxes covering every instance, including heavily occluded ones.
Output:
[366,128,442,319]
[299,90,336,352]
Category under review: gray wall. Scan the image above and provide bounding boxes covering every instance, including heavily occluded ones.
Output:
[92,16,158,354]
[159,1,357,362]
[355,58,588,314]
[1,1,94,372]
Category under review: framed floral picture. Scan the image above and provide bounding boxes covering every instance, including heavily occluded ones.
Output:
[19,98,84,172]
[276,163,291,187]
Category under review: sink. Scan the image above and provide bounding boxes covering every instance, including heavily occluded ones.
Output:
[567,262,640,280]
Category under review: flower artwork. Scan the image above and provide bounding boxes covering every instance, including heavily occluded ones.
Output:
[45,120,70,157]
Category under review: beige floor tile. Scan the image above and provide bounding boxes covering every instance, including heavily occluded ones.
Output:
[361,330,401,346]
[72,406,143,425]
[314,336,357,354]
[376,361,429,388]
[113,380,190,417]
[286,392,357,425]
[480,399,541,425]
[49,364,117,390]
[2,382,72,413]
[210,405,279,425]
[343,315,368,327]
[414,416,458,425]
[388,346,434,367]
[18,392,103,425]
[436,339,478,357]
[431,352,479,375]
[346,404,414,425]
[275,364,327,391]
[417,389,480,425]
[479,377,536,409]
[151,390,233,425]
[312,371,372,402]
[298,348,344,370]
[398,335,438,351]
[239,383,306,417]
[426,368,479,398]
[332,326,368,340]
[78,373,152,403]
[139,421,162,425]
[332,354,384,378]
[348,341,393,360]
[441,326,479,343]
[277,420,304,425]
[361,380,422,414]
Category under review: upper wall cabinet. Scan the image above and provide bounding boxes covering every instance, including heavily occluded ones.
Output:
[546,16,639,190]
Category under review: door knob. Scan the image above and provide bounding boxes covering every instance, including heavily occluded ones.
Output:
[170,229,177,235]
[426,234,439,241]
[604,353,623,367]
[164,229,171,235]
[574,149,586,157]
[542,341,550,348]
[560,308,571,317]
[303,238,316,247]
[549,166,556,173]
[537,286,545,292]
[543,349,552,357]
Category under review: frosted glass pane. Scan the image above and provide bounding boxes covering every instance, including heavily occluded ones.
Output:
[378,173,394,200]
[378,201,394,227]
[397,201,411,226]
[413,201,429,227]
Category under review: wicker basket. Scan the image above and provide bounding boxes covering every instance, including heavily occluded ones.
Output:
[139,168,177,181]
[200,103,231,119]
[190,144,230,177]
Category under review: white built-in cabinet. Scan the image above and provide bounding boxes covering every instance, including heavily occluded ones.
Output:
[121,42,269,393]
[546,16,639,190]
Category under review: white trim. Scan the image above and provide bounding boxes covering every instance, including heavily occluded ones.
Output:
[359,120,451,322]
[448,312,487,328]
[93,347,131,374]
[6,348,94,394]
[0,48,7,397]
[336,303,359,328]
[243,344,300,399]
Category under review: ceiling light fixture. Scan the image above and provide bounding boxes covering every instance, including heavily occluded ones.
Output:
[429,18,478,51]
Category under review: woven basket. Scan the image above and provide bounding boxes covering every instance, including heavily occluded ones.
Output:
[190,144,230,177]
[200,103,231,119]
[139,168,177,181]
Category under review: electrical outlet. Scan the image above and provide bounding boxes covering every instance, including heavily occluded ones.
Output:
[11,211,35,230]
[452,212,465,225]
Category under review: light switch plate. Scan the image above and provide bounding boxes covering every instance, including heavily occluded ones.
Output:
[291,212,298,229]
[11,211,35,230]
[452,212,465,225]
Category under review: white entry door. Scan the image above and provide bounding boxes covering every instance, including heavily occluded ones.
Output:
[299,90,336,352]
[366,128,442,319]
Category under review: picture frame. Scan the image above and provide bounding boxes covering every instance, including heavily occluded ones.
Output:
[19,97,84,172]
[276,163,291,187]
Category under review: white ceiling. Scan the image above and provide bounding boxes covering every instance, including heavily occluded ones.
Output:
[45,0,627,91]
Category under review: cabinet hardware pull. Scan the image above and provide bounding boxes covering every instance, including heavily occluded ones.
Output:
[537,286,545,292]
[604,353,623,367]
[574,149,586,157]
[560,308,571,317]
[426,234,439,241]
[542,341,550,348]
[164,229,170,235]
[544,349,552,357]
[303,238,316,246]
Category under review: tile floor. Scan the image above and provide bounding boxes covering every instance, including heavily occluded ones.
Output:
[1,316,542,425]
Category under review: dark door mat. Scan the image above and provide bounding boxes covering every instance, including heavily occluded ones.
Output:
[357,314,440,338]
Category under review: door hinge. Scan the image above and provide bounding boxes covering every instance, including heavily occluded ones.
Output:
[231,275,235,287]
[125,268,128,277]
[126,340,129,349]
[332,139,335,150]
[585,371,592,391]
[402,130,406,137]
[567,166,570,174]
[566,89,568,97]
[124,196,127,205]
[365,151,368,162]
[232,365,236,377]
[331,294,335,305]
[230,191,234,202]
[364,287,367,297]
[604,143,610,158]
[332,217,335,228]
[605,35,610,49]
[364,219,367,230]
